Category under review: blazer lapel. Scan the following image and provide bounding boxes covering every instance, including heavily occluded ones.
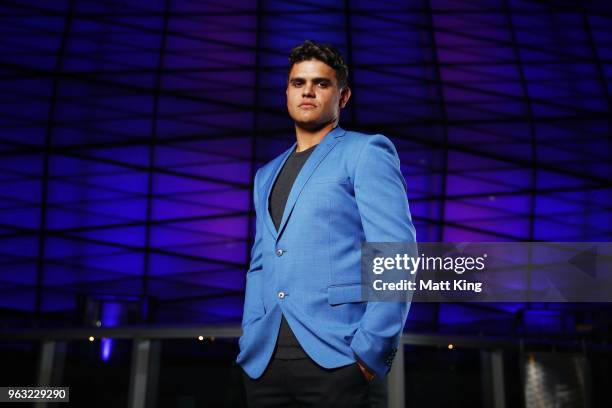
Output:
[263,142,296,238]
[275,126,346,241]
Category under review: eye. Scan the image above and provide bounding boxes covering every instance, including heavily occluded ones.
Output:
[291,81,304,87]
[318,82,329,88]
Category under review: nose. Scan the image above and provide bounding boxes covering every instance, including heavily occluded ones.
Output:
[302,82,315,98]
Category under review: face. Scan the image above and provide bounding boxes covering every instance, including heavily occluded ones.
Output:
[286,59,351,131]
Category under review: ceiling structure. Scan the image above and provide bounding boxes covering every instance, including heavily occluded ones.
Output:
[0,0,610,338]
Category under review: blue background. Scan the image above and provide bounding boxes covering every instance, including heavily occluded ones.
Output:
[0,0,610,338]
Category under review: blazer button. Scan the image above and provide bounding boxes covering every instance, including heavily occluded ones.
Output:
[276,249,284,257]
[278,291,285,299]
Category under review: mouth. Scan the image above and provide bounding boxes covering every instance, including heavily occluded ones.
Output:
[298,103,317,109]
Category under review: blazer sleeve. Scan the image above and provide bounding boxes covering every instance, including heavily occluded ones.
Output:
[349,134,417,378]
[240,169,266,329]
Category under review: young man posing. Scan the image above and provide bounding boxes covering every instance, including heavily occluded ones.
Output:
[237,40,416,407]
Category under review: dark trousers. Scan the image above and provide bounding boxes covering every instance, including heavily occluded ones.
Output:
[242,356,371,408]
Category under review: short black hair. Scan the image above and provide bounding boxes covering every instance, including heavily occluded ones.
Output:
[288,40,349,89]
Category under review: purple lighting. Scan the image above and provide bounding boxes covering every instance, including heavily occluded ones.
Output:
[101,338,112,362]
[0,0,610,340]
[99,301,123,362]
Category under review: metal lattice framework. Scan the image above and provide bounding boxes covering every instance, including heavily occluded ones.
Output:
[0,0,611,332]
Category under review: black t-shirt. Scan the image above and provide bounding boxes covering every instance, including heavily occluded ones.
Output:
[268,144,317,359]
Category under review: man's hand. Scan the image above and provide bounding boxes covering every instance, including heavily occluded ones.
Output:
[356,360,375,382]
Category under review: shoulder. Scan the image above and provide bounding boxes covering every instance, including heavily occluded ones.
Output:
[341,130,398,162]
[342,129,395,150]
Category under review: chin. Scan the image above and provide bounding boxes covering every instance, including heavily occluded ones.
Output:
[293,119,326,131]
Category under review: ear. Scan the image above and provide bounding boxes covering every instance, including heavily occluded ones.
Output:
[339,86,352,108]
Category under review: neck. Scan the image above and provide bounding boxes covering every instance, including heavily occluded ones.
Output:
[295,121,337,152]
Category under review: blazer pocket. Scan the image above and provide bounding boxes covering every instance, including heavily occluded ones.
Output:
[327,283,364,305]
[312,176,350,184]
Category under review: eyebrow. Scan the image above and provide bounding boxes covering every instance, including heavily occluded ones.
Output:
[289,77,333,84]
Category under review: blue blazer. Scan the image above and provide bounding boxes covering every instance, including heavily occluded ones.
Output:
[236,126,417,379]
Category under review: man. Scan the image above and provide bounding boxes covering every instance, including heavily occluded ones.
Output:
[236,40,416,407]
